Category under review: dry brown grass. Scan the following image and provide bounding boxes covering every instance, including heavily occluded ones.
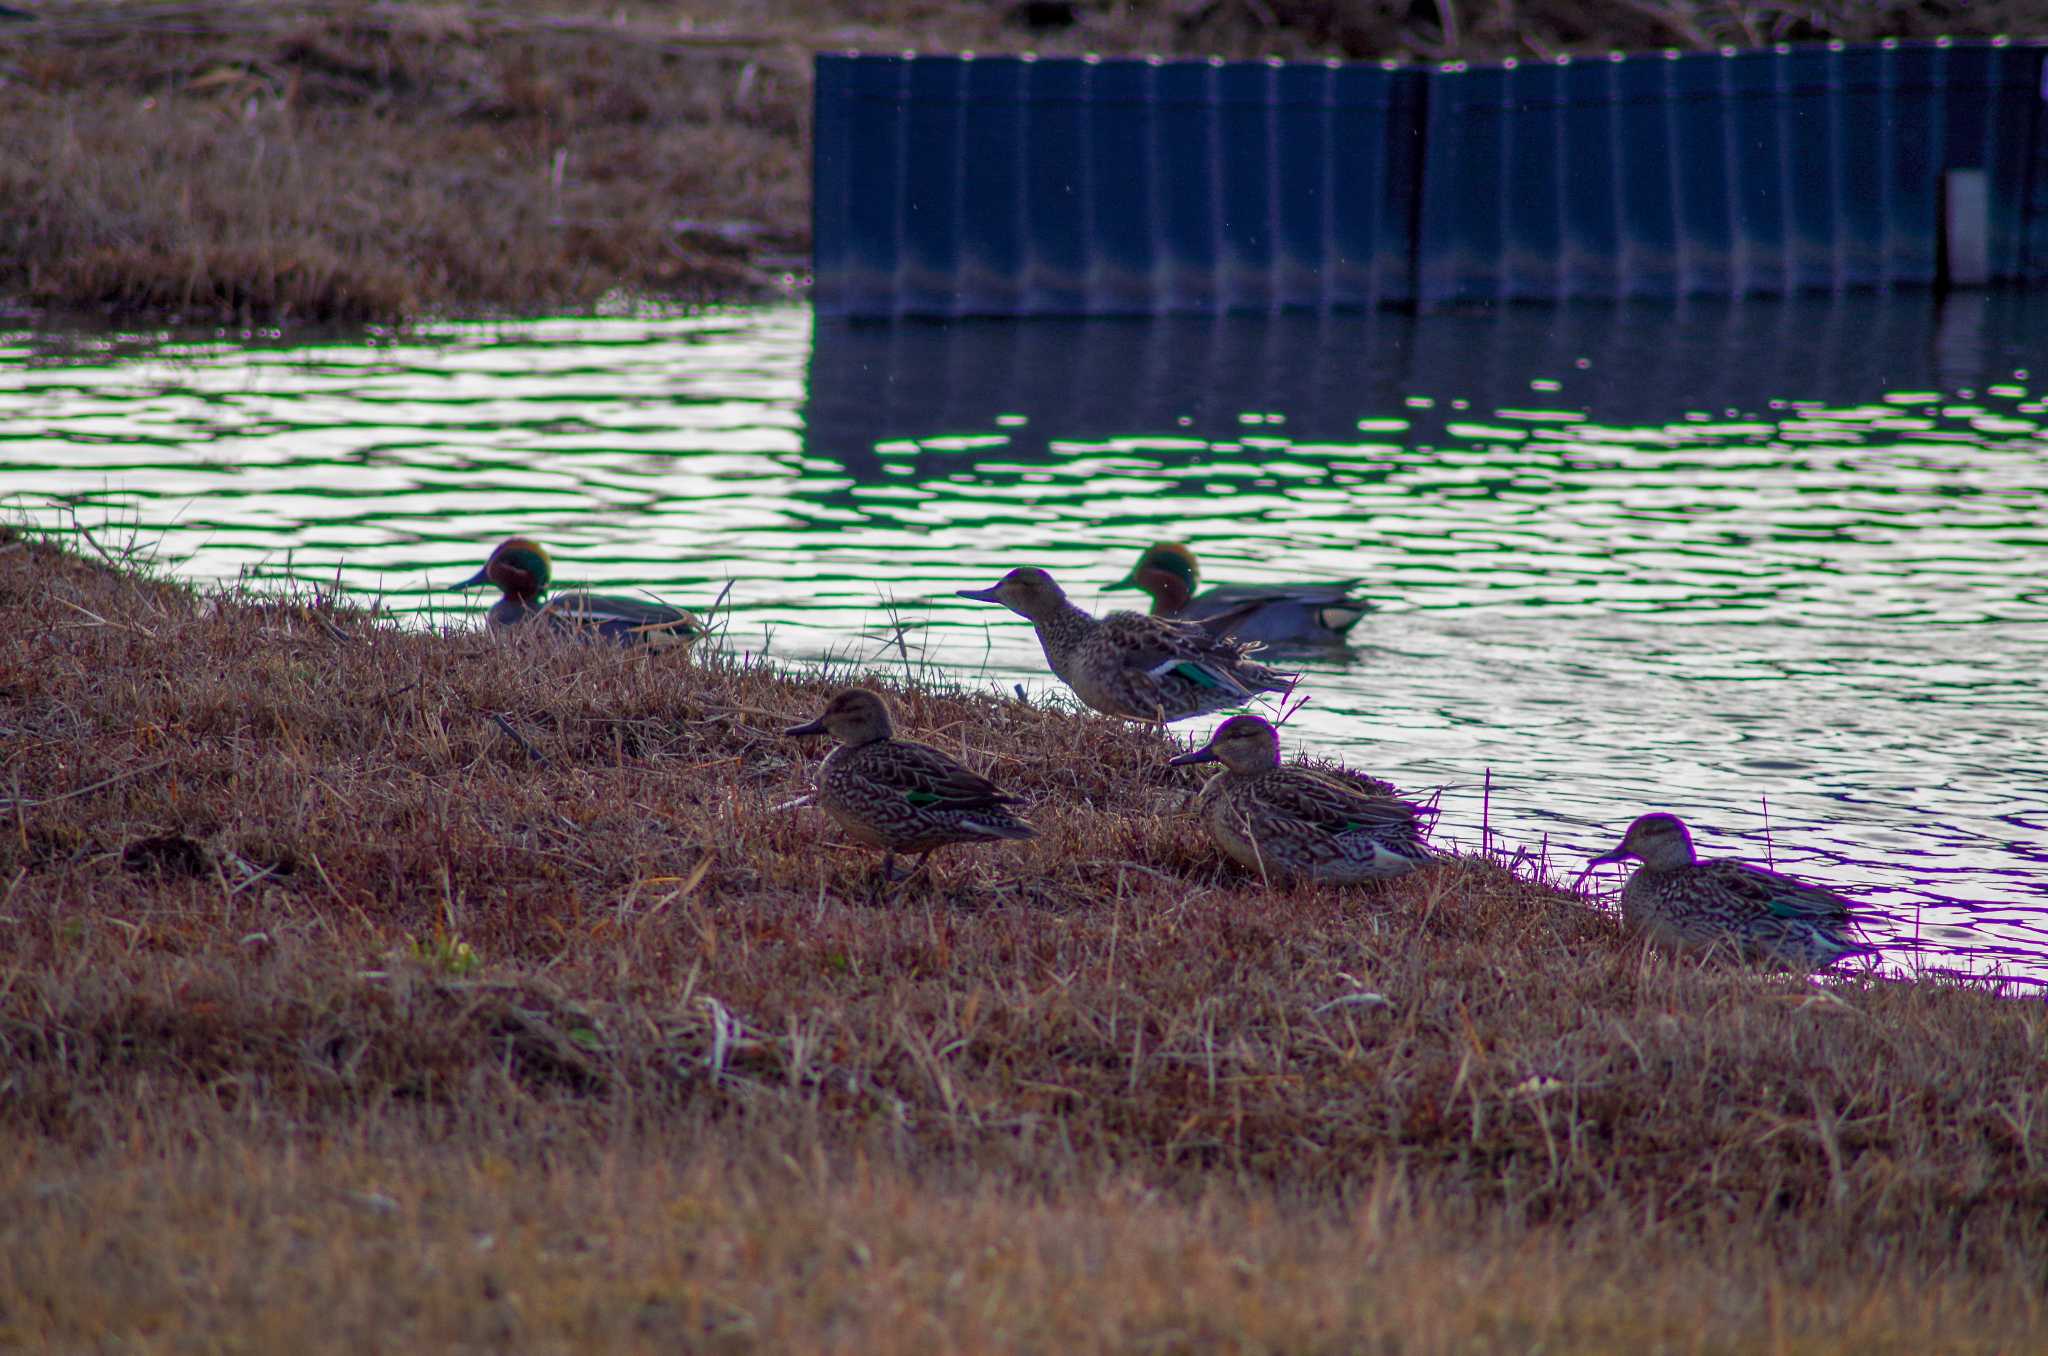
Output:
[1,0,2038,326]
[0,1,816,324]
[3,524,2047,1349]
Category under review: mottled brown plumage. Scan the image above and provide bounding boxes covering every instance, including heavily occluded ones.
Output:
[1168,715,1433,884]
[957,566,1291,723]
[1589,812,1865,972]
[784,689,1033,883]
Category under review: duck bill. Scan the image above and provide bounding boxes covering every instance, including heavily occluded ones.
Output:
[1105,570,1138,591]
[783,716,830,737]
[955,584,1004,603]
[449,566,491,591]
[1166,746,1219,767]
[1586,845,1632,866]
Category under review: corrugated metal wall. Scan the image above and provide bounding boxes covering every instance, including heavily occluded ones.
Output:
[1419,41,2046,304]
[814,54,1426,316]
[812,41,2047,316]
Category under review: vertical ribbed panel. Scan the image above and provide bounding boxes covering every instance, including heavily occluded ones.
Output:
[1216,61,1276,310]
[814,43,2048,316]
[1941,41,2047,281]
[1416,40,2047,305]
[958,56,1027,313]
[1154,60,1219,312]
[814,52,1423,316]
[1087,59,1156,312]
[808,52,854,315]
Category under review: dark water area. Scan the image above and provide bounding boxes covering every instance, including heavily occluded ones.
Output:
[5,293,2044,987]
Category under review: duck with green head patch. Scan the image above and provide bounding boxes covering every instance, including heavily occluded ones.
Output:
[1588,812,1867,972]
[957,567,1292,724]
[1113,541,1371,648]
[1167,714,1433,883]
[451,537,703,648]
[785,688,1035,883]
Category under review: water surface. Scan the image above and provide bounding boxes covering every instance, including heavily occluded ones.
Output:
[5,296,2044,986]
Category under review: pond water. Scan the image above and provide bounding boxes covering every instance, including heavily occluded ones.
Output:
[6,295,2045,989]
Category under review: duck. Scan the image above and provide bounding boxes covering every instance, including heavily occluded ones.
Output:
[450,537,702,647]
[1111,541,1370,647]
[1587,812,1866,972]
[956,566,1292,723]
[784,688,1035,883]
[1167,714,1433,883]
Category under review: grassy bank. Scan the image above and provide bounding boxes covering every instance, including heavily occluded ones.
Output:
[3,528,2046,1350]
[1,0,2039,326]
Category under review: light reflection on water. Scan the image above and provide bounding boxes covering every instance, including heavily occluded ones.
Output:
[3,297,2044,988]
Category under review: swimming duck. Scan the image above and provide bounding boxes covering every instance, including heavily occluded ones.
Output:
[1588,812,1865,972]
[956,566,1292,723]
[784,688,1035,882]
[451,537,702,647]
[1112,542,1370,647]
[1167,714,1433,883]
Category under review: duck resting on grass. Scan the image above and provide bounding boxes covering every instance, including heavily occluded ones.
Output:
[451,537,702,647]
[1167,714,1434,884]
[1112,541,1371,647]
[956,566,1292,723]
[1588,812,1867,972]
[784,688,1034,885]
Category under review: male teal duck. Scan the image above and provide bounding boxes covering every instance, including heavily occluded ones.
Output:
[1112,541,1370,647]
[785,688,1035,881]
[957,566,1292,723]
[1588,812,1866,972]
[1167,714,1433,884]
[451,537,702,647]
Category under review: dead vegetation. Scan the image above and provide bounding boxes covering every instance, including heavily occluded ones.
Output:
[2,524,2046,1349]
[0,0,2037,325]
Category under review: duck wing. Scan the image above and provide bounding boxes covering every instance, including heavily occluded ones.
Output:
[1700,859,1854,925]
[851,739,1026,814]
[1291,759,1425,811]
[1097,611,1292,697]
[1253,767,1424,838]
[1191,581,1366,612]
[1188,582,1373,641]
[543,592,703,646]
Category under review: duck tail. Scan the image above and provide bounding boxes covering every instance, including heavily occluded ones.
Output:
[968,816,1037,841]
[1317,603,1371,635]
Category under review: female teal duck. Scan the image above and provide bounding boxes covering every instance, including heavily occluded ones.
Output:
[785,688,1034,881]
[451,537,702,647]
[1588,813,1865,972]
[957,566,1292,723]
[1112,541,1370,647]
[1168,714,1433,883]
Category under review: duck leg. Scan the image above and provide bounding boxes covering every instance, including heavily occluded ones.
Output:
[863,850,898,903]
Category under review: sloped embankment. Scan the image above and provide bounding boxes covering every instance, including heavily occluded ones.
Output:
[2,527,2043,1350]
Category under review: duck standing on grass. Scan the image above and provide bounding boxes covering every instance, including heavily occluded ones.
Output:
[784,689,1034,885]
[451,537,702,647]
[956,566,1292,723]
[1112,541,1371,647]
[1167,714,1433,884]
[1587,812,1866,972]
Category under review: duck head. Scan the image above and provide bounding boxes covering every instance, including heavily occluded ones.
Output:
[452,537,552,601]
[1168,713,1282,774]
[956,567,1069,622]
[785,688,896,746]
[1111,541,1199,613]
[1589,812,1697,870]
